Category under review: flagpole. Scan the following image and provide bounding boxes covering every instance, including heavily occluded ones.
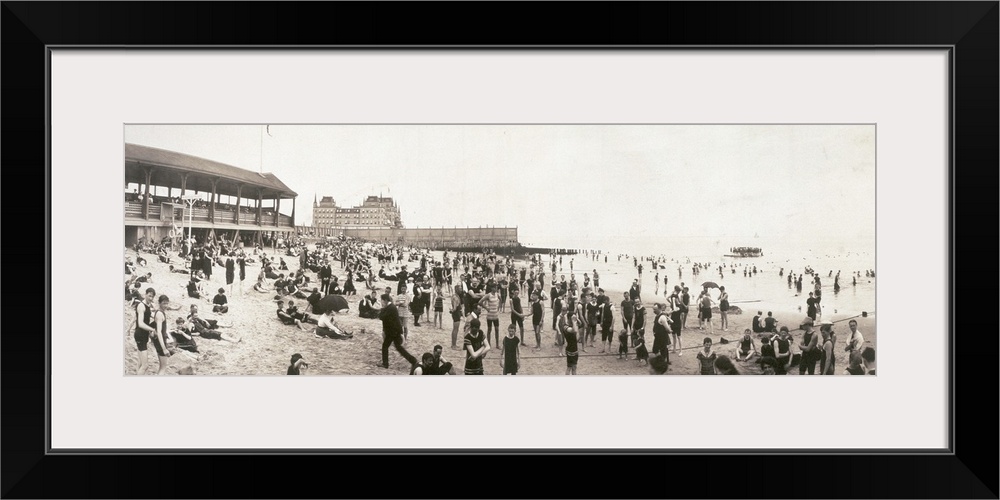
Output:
[259,125,264,174]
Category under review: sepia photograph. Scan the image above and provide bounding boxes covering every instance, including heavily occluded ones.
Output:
[124,124,876,376]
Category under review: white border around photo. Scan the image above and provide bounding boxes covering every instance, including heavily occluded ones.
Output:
[50,50,948,450]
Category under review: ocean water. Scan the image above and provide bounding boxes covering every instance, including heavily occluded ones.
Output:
[424,234,876,320]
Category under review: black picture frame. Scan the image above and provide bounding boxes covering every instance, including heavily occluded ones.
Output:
[3,2,996,498]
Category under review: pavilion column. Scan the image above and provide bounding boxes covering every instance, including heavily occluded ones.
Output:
[291,196,296,227]
[210,178,218,224]
[180,173,188,196]
[142,168,151,220]
[234,184,243,225]
[256,190,263,226]
[274,198,281,226]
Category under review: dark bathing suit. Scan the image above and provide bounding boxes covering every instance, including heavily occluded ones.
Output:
[563,326,579,367]
[134,302,153,351]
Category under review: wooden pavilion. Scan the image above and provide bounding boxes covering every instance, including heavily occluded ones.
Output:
[124,143,297,247]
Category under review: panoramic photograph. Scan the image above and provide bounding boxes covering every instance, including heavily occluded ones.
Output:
[123,124,876,376]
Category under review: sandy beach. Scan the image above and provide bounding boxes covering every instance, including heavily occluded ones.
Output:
[124,245,876,376]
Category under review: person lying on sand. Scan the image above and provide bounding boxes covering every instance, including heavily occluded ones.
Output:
[185,310,240,343]
[188,304,232,329]
[277,301,314,332]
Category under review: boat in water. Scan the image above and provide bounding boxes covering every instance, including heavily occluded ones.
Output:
[725,246,763,258]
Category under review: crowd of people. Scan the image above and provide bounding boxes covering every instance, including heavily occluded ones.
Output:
[727,246,763,257]
[127,232,875,376]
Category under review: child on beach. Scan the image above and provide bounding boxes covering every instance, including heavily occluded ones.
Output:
[501,324,520,375]
[634,329,649,365]
[696,337,717,374]
[433,287,444,329]
[618,329,629,360]
[562,325,580,375]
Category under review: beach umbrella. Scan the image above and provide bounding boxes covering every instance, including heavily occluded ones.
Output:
[313,295,349,314]
[701,281,720,289]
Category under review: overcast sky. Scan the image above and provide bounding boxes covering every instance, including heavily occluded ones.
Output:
[124,124,875,253]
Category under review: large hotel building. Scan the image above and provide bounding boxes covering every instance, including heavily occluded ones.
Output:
[313,195,403,229]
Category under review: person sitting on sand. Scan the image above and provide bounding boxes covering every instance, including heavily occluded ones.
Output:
[751,311,765,334]
[264,265,280,280]
[314,309,352,340]
[763,311,778,333]
[734,329,757,362]
[305,287,322,314]
[277,301,313,331]
[772,327,792,373]
[429,344,456,375]
[187,279,203,299]
[327,276,343,295]
[212,288,229,314]
[168,317,199,353]
[359,291,380,319]
[253,276,270,293]
[273,274,287,292]
[410,352,437,375]
[343,273,357,296]
[287,300,317,325]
